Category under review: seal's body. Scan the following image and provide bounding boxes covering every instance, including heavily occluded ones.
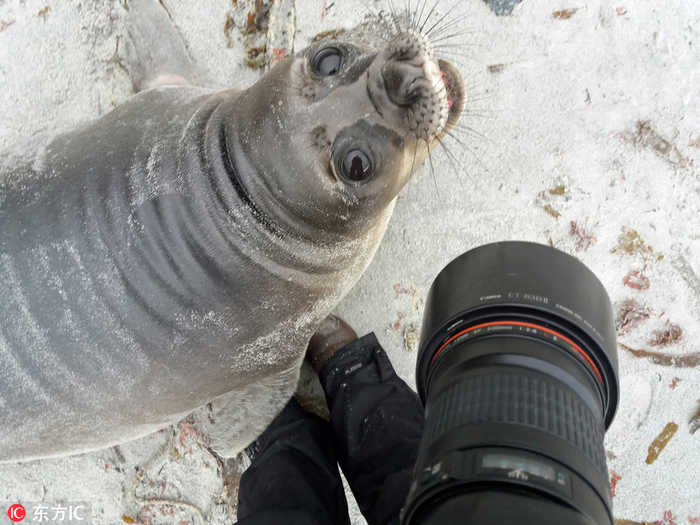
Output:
[0,2,464,462]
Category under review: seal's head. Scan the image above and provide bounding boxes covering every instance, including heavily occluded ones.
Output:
[225,19,465,240]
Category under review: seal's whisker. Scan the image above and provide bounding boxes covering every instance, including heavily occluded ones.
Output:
[425,1,468,30]
[444,125,476,146]
[414,0,431,34]
[433,49,474,61]
[431,34,479,46]
[406,0,415,31]
[462,91,496,105]
[422,9,452,38]
[427,14,473,42]
[461,96,497,110]
[436,136,465,189]
[428,10,473,35]
[410,139,419,175]
[469,146,492,176]
[409,0,425,32]
[413,0,428,32]
[446,129,493,176]
[463,92,495,103]
[462,84,496,103]
[430,26,479,39]
[425,139,441,198]
[442,129,489,171]
[423,2,467,38]
[452,124,494,144]
[462,144,492,176]
[432,48,477,60]
[420,0,461,38]
[431,42,480,56]
[419,0,442,34]
[386,0,404,34]
[460,110,497,120]
[461,100,498,116]
[433,53,474,65]
[442,128,468,147]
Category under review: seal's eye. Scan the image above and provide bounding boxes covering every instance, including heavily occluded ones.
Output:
[341,149,372,183]
[312,47,342,76]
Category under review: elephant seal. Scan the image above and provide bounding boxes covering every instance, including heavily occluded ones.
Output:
[0,0,464,462]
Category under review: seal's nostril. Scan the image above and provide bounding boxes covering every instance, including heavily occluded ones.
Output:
[382,61,424,107]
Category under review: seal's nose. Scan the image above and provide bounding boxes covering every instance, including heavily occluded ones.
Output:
[382,60,425,107]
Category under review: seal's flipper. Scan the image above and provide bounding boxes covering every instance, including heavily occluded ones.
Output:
[194,368,301,458]
[121,0,206,91]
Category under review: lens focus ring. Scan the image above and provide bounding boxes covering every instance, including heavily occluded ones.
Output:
[425,370,607,475]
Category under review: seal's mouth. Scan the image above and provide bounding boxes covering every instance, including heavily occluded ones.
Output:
[438,59,465,133]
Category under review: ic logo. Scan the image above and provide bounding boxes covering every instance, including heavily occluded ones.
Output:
[8,504,26,522]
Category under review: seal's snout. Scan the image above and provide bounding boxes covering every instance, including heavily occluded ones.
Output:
[382,61,425,107]
[377,30,463,142]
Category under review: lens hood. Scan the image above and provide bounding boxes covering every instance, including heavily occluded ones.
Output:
[417,241,618,427]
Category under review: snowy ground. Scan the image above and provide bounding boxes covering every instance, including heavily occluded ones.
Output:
[1,0,698,523]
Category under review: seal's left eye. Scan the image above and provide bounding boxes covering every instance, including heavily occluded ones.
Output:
[312,47,342,76]
[341,149,372,182]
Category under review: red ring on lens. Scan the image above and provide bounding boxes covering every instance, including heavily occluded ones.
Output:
[429,320,603,384]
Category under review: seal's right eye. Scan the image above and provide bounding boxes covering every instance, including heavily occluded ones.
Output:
[312,47,342,77]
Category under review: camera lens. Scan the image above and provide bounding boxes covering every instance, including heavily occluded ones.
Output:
[402,241,619,525]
